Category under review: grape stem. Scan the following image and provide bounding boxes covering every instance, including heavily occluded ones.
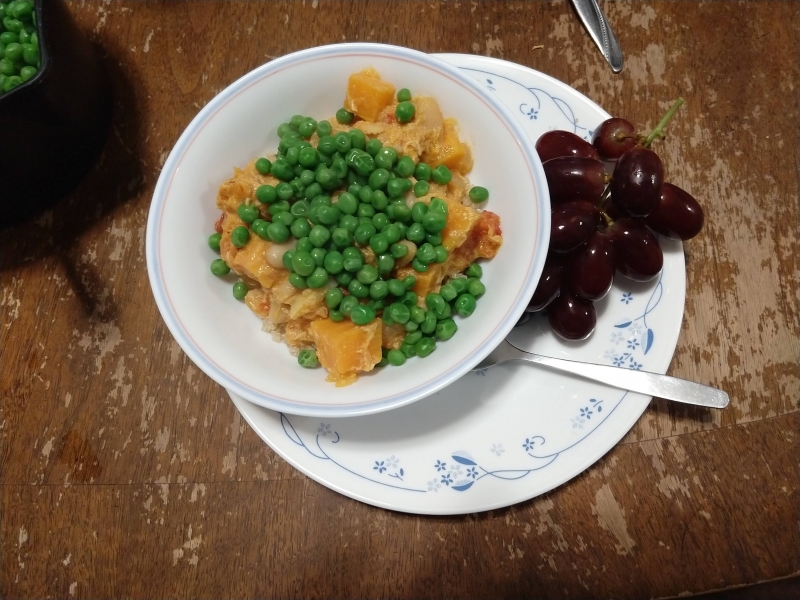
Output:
[643,97,685,148]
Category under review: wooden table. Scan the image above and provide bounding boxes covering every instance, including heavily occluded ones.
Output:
[2,1,798,598]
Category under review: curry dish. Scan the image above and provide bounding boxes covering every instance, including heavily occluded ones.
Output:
[213,69,503,386]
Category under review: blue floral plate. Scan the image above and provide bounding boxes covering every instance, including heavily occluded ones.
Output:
[228,54,686,515]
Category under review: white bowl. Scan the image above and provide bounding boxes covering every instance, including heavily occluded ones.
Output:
[146,43,549,417]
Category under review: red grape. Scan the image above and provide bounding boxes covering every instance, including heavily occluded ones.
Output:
[609,147,664,217]
[592,117,638,161]
[536,130,600,163]
[526,255,563,312]
[609,218,663,281]
[542,156,607,205]
[644,182,704,240]
[567,229,615,301]
[550,199,601,253]
[547,290,596,340]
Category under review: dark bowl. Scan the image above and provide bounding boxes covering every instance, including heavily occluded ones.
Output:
[0,0,112,228]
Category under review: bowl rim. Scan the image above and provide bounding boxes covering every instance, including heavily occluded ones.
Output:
[146,42,550,417]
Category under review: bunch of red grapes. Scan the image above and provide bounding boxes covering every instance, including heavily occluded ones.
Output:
[525,99,705,341]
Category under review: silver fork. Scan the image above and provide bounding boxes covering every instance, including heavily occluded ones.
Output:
[472,339,729,409]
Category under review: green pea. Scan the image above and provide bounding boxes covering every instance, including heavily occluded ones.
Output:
[411,202,428,223]
[289,115,305,128]
[4,42,22,61]
[469,186,489,202]
[380,224,399,244]
[356,264,379,285]
[343,257,363,273]
[397,88,412,102]
[404,321,419,332]
[434,318,458,341]
[265,222,288,243]
[291,251,315,276]
[449,278,467,295]
[387,348,406,366]
[298,118,317,138]
[405,223,425,243]
[468,278,486,298]
[255,157,272,175]
[354,222,376,245]
[413,180,430,198]
[317,135,337,156]
[340,295,359,317]
[310,195,332,208]
[367,233,388,254]
[298,146,318,168]
[411,258,428,273]
[316,120,332,137]
[269,200,291,215]
[0,32,18,46]
[400,342,417,358]
[395,101,415,123]
[342,247,363,260]
[255,185,276,204]
[414,162,431,181]
[416,243,436,265]
[345,128,364,148]
[290,201,309,218]
[310,247,327,268]
[358,185,374,205]
[387,243,406,259]
[339,214,359,233]
[435,302,451,320]
[232,281,248,300]
[395,156,415,178]
[289,273,308,289]
[3,18,22,33]
[376,253,394,275]
[387,302,410,324]
[348,279,369,299]
[403,330,422,346]
[307,267,329,289]
[454,293,477,317]
[330,227,352,247]
[318,205,342,226]
[424,293,444,314]
[371,190,388,210]
[386,279,404,297]
[230,226,249,248]
[334,131,352,154]
[415,337,436,357]
[252,219,269,239]
[439,283,457,302]
[426,232,443,246]
[386,177,412,198]
[306,225,328,247]
[374,147,397,169]
[402,291,417,307]
[367,168,389,190]
[420,310,437,334]
[296,237,313,253]
[285,146,301,167]
[277,122,293,137]
[432,164,452,185]
[210,258,230,276]
[356,203,375,219]
[334,191,357,215]
[329,309,345,322]
[369,280,389,300]
[237,203,258,224]
[298,169,316,188]
[350,304,376,326]
[429,196,447,214]
[465,262,483,279]
[274,182,293,201]
[422,211,446,234]
[289,218,309,239]
[282,249,296,271]
[303,182,323,200]
[365,138,382,156]
[207,233,222,251]
[297,349,319,368]
[322,250,343,274]
[409,305,426,324]
[336,108,354,124]
[434,245,448,263]
[270,159,294,181]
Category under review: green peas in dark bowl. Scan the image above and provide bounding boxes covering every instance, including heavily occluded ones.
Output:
[0,0,112,228]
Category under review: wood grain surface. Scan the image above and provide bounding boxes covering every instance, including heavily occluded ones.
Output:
[1,1,798,598]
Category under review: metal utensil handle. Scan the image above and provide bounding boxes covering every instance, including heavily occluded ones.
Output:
[525,354,729,409]
[571,0,624,73]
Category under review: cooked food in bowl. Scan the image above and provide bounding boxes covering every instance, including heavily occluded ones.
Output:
[209,68,503,386]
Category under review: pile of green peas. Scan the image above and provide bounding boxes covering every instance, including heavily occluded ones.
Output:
[207,90,491,370]
[0,1,40,94]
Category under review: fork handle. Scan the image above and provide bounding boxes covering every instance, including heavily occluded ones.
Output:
[523,354,729,409]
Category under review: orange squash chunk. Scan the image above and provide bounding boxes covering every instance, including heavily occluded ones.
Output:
[310,318,382,386]
[440,197,481,252]
[344,68,396,123]
[381,322,407,350]
[422,118,472,171]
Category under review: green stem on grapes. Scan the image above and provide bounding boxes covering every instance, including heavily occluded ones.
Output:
[643,97,684,148]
